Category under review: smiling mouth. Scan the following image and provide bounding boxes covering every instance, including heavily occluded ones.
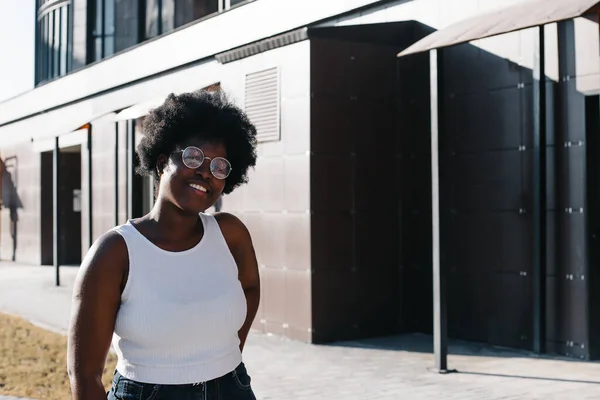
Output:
[188,183,208,193]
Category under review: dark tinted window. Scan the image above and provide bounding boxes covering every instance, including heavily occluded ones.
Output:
[146,0,160,38]
[149,0,218,36]
[36,2,72,84]
[91,0,116,61]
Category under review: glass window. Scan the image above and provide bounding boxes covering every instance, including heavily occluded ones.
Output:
[146,0,160,39]
[114,0,140,52]
[60,7,68,75]
[39,16,44,80]
[162,0,175,34]
[94,37,103,61]
[104,0,115,37]
[36,3,72,84]
[95,0,103,36]
[53,10,61,77]
[104,35,114,57]
[174,0,218,28]
[66,3,72,72]
[44,15,50,79]
[197,0,218,18]
[104,0,115,57]
[174,0,193,27]
[229,0,246,6]
[91,0,116,61]
[48,11,54,78]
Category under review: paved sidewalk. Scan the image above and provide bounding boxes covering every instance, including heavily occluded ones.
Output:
[1,261,600,399]
[0,397,35,400]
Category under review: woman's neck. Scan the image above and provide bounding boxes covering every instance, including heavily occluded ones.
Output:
[147,199,202,241]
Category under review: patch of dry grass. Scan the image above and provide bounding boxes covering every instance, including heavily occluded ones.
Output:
[0,313,117,400]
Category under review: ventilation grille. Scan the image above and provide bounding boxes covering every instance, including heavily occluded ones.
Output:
[245,67,280,143]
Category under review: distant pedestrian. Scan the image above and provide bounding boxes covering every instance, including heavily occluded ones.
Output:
[67,90,259,399]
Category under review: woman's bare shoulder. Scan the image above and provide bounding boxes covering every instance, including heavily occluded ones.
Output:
[74,230,129,296]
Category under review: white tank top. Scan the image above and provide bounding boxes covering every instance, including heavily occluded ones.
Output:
[111,213,247,385]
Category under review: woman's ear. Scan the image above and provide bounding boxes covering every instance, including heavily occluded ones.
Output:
[156,154,168,177]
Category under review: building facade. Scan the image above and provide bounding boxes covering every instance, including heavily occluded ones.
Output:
[1,0,599,359]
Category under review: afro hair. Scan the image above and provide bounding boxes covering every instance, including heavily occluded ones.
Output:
[136,89,257,195]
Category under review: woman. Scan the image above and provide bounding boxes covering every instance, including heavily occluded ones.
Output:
[67,90,260,400]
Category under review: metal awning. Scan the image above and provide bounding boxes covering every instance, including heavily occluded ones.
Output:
[398,0,600,57]
[393,0,600,374]
[0,108,116,147]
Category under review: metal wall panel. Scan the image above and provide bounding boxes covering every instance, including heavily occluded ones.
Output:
[442,151,523,211]
[546,276,588,358]
[585,95,600,359]
[443,41,523,95]
[442,88,524,152]
[216,41,313,343]
[396,48,433,336]
[543,19,592,358]
[444,213,533,275]
[446,270,487,342]
[486,271,532,349]
[310,24,418,343]
[439,34,536,350]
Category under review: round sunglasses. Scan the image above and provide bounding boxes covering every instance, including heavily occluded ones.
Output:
[174,146,232,180]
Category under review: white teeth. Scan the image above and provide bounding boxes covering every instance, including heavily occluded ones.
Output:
[189,183,207,192]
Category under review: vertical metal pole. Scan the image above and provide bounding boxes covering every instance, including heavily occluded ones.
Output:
[115,122,119,226]
[53,136,61,286]
[87,126,93,247]
[533,25,547,355]
[430,49,448,372]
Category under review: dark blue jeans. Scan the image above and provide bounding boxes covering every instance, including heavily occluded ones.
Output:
[107,362,256,400]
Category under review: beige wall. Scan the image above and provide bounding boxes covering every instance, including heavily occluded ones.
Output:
[90,122,121,242]
[1,145,42,265]
[81,133,90,260]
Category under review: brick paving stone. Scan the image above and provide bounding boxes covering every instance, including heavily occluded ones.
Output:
[1,262,600,400]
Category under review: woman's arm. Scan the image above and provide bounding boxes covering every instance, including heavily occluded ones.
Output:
[215,212,260,352]
[67,231,128,400]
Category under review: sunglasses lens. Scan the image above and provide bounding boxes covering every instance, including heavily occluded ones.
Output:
[210,157,232,180]
[182,147,204,169]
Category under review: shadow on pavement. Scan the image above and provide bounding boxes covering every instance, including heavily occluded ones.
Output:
[329,333,600,363]
[458,371,600,386]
